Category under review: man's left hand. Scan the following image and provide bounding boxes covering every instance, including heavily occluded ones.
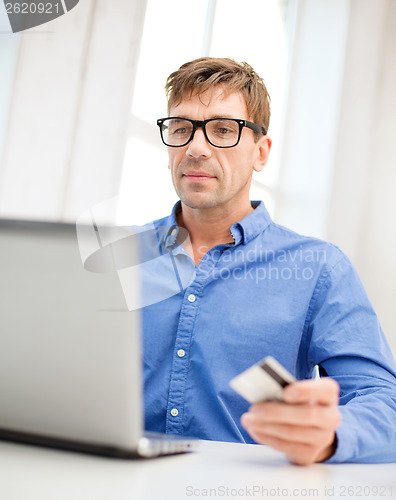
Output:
[240,377,341,465]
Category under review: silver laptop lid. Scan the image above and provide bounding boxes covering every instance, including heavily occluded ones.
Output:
[0,220,142,451]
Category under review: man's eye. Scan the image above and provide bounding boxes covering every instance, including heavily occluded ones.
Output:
[209,120,238,136]
[170,127,190,135]
[216,127,233,134]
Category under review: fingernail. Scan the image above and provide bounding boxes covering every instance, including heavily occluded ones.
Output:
[251,403,265,414]
[241,413,253,427]
[284,387,299,400]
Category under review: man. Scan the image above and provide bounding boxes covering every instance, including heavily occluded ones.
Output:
[142,57,396,465]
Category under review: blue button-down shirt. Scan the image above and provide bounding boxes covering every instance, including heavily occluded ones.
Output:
[142,201,396,463]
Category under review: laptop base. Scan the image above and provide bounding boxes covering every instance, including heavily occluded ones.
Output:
[0,428,198,459]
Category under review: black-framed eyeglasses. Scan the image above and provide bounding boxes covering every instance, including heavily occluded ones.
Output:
[157,117,267,148]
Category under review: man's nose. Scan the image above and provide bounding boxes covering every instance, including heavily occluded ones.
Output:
[186,127,212,158]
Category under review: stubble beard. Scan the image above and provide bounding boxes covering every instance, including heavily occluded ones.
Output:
[172,159,224,210]
[176,182,223,210]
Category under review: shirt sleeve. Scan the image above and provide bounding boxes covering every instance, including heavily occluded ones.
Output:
[304,252,396,463]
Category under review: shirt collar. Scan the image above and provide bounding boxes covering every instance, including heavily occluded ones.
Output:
[161,200,272,248]
[229,201,272,245]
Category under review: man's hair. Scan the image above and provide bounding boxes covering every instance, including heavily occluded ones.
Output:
[165,57,271,138]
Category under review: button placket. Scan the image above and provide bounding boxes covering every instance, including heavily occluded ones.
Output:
[165,288,199,434]
[165,249,221,435]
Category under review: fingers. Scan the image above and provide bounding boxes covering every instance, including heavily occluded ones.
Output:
[241,409,339,465]
[243,400,341,428]
[242,420,329,444]
[283,378,340,405]
[240,377,341,465]
[244,431,336,466]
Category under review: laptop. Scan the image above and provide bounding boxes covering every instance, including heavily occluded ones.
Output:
[0,218,198,457]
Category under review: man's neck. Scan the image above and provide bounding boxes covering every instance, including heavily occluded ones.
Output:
[176,201,254,265]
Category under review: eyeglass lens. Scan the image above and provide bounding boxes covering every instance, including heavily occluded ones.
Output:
[161,118,241,147]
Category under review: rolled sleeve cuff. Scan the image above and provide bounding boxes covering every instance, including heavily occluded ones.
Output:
[323,407,358,464]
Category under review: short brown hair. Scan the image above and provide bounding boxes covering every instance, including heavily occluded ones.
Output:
[165,57,271,137]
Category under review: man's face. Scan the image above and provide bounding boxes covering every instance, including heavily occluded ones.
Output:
[167,86,271,211]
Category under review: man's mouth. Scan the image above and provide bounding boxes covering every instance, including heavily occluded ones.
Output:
[183,171,216,181]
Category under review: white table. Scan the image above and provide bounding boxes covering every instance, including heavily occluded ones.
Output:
[0,439,395,500]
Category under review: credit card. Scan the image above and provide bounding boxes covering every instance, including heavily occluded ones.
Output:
[229,356,296,403]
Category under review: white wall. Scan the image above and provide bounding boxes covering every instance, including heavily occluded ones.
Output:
[0,0,146,222]
[275,0,350,239]
[273,0,396,352]
[0,5,20,173]
[327,0,396,351]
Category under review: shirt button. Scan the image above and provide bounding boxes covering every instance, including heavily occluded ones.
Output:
[187,294,196,302]
[170,408,179,417]
[177,349,185,358]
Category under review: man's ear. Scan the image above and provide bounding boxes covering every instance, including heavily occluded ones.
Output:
[253,136,272,173]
